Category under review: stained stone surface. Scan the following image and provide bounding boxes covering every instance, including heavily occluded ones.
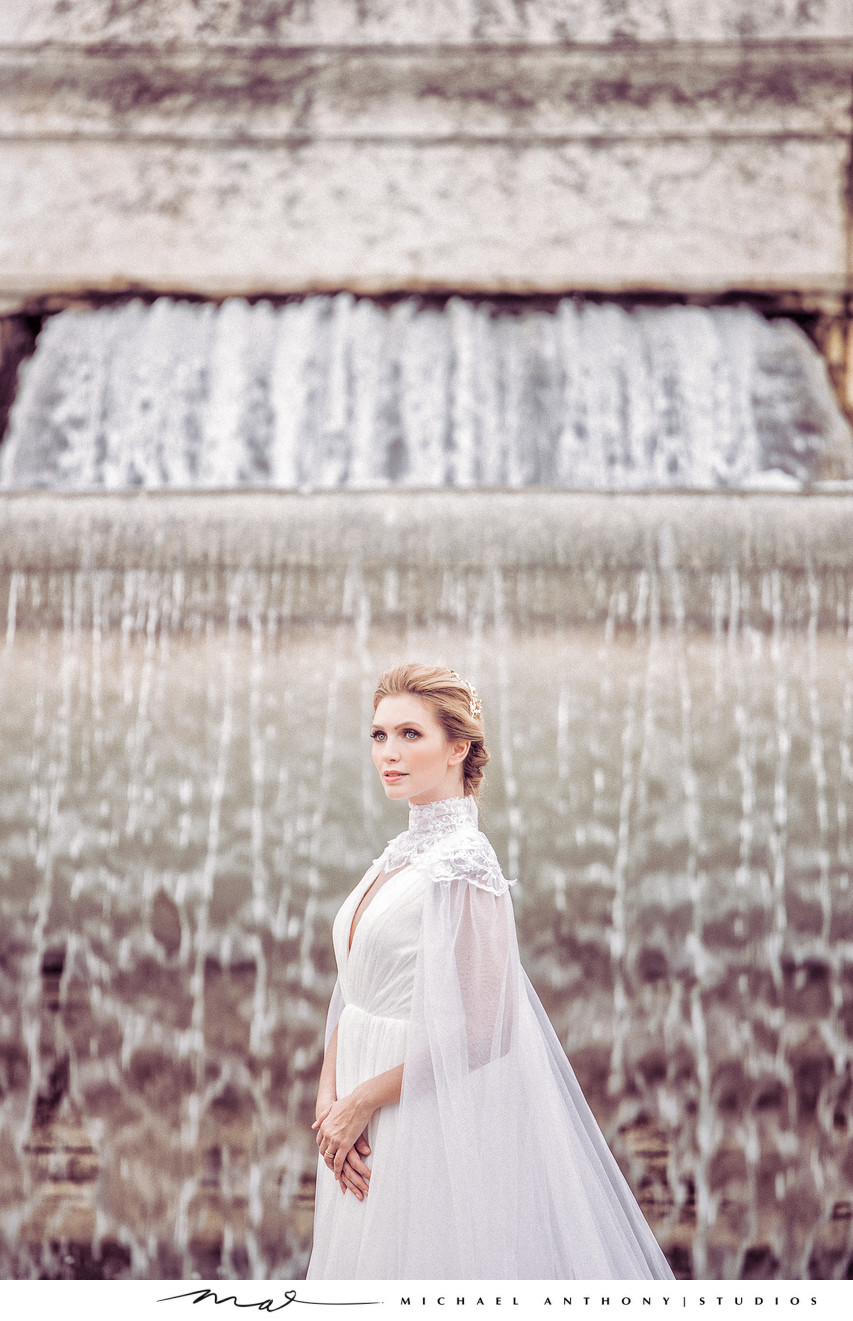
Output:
[3,46,850,143]
[3,0,853,45]
[0,136,848,300]
[0,3,851,303]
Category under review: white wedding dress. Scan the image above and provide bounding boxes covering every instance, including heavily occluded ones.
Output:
[307,796,674,1280]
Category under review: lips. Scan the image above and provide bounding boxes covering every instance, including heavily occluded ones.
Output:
[383,771,407,782]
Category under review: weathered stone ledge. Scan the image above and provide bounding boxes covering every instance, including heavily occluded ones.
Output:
[3,0,852,48]
[1,136,846,301]
[2,43,850,143]
[1,489,852,574]
[1,7,850,306]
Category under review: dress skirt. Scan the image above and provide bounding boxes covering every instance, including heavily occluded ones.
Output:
[306,861,426,1279]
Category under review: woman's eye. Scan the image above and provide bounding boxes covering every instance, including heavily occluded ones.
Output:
[403,729,420,739]
[370,730,385,742]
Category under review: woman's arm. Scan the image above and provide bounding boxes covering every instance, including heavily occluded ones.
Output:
[315,1025,338,1118]
[354,1062,404,1114]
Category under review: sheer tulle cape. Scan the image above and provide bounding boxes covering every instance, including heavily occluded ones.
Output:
[322,828,674,1280]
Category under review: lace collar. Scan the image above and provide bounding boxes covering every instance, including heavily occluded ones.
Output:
[383,795,478,871]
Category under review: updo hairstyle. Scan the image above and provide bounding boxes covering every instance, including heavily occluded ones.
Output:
[373,663,490,800]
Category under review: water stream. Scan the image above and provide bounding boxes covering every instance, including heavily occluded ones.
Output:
[2,297,850,492]
[0,289,851,1280]
[0,492,851,1279]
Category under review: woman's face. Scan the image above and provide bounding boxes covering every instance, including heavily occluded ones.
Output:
[371,693,469,805]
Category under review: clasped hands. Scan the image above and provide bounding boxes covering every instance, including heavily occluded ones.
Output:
[312,1090,373,1201]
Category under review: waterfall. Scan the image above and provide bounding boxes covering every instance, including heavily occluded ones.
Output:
[1,278,851,1281]
[0,491,852,1278]
[2,296,850,492]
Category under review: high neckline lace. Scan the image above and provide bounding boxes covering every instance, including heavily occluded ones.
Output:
[409,795,477,835]
[383,795,478,871]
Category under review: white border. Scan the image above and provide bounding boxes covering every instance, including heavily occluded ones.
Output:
[0,1279,850,1321]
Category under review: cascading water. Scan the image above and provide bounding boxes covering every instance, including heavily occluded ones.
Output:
[0,290,851,1280]
[0,491,851,1280]
[1,296,850,492]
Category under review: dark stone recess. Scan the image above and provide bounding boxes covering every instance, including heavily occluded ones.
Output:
[0,316,38,449]
[3,285,847,319]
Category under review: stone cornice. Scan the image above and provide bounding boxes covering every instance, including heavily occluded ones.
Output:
[1,41,850,144]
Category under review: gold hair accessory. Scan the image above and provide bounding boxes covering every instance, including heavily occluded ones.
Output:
[448,670,482,720]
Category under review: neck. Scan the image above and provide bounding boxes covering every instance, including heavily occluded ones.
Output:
[408,789,465,807]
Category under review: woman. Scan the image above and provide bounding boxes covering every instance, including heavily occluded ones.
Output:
[307,663,674,1280]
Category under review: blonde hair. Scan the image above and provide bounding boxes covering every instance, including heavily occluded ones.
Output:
[373,663,489,799]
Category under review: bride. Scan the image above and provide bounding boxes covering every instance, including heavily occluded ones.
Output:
[307,663,674,1280]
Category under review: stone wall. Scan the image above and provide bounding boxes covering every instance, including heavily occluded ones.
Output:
[4,1,853,45]
[0,1,851,308]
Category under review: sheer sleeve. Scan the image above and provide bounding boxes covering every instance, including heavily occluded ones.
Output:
[374,833,674,1280]
[420,833,514,1071]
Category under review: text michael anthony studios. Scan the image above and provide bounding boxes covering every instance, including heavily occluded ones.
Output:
[150,1281,849,1321]
[400,1293,819,1308]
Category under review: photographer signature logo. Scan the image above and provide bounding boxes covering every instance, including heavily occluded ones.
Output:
[159,1288,380,1312]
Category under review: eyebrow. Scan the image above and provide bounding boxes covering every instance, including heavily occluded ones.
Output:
[370,721,425,731]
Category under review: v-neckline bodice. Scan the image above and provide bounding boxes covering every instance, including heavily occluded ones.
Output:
[344,796,480,958]
[347,861,408,953]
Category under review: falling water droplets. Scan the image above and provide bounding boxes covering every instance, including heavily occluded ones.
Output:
[3,298,850,493]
